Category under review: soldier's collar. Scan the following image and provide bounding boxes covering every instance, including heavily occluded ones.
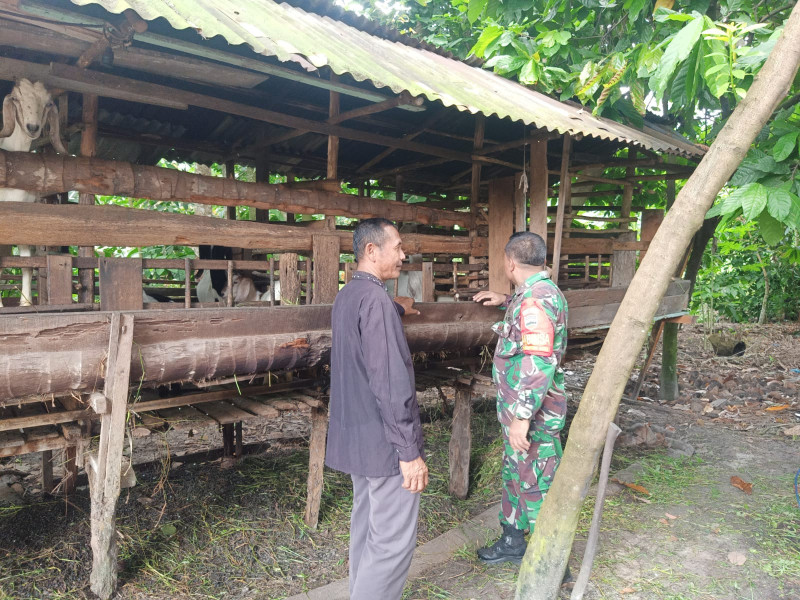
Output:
[515,270,550,294]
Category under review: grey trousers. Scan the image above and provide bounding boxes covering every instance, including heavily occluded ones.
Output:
[349,473,420,600]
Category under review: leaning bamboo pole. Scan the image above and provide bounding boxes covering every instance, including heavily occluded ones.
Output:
[516,6,800,598]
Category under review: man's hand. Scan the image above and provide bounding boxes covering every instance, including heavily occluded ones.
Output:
[473,290,507,306]
[399,456,429,493]
[508,418,531,454]
[395,296,420,315]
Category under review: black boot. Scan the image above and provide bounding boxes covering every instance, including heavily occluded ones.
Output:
[477,522,527,565]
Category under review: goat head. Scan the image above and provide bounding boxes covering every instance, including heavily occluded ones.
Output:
[0,79,67,153]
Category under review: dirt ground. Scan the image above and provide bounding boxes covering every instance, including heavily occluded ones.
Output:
[1,323,799,600]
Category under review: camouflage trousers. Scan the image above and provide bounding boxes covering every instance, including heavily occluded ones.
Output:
[498,424,563,532]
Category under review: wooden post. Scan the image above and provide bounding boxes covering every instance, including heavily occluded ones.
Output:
[255,157,270,224]
[488,177,515,295]
[551,135,572,283]
[304,405,329,528]
[279,253,302,305]
[660,321,679,401]
[344,261,356,284]
[98,257,144,311]
[184,257,191,308]
[78,94,98,305]
[611,230,636,288]
[326,73,340,231]
[514,171,527,233]
[46,255,73,305]
[225,160,237,221]
[639,209,665,264]
[41,449,54,494]
[529,139,549,241]
[312,234,340,304]
[422,261,435,302]
[449,378,473,499]
[89,312,134,600]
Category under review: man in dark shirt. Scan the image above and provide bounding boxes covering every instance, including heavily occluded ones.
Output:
[326,217,428,600]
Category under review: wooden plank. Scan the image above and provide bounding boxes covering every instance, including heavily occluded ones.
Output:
[0,429,24,448]
[78,92,98,305]
[304,406,329,529]
[99,258,143,311]
[552,135,572,280]
[157,406,217,431]
[196,400,254,425]
[639,209,664,263]
[312,234,340,304]
[0,201,475,256]
[137,412,167,429]
[89,311,134,599]
[229,397,280,418]
[24,425,60,441]
[0,434,68,458]
[41,449,54,494]
[46,255,73,305]
[291,393,324,408]
[488,177,515,294]
[611,232,637,288]
[448,382,472,499]
[529,139,549,241]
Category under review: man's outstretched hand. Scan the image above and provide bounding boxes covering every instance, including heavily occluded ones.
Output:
[395,296,420,315]
[473,290,507,306]
[399,456,429,493]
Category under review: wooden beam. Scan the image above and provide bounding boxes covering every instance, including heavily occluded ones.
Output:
[356,110,445,173]
[488,177,515,294]
[312,234,340,304]
[303,406,329,528]
[551,135,572,280]
[448,379,472,499]
[0,149,471,227]
[77,93,98,305]
[529,139,548,240]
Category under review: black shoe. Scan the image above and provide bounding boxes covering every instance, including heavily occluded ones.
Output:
[477,522,527,565]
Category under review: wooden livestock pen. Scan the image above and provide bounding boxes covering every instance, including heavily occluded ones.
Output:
[0,0,704,596]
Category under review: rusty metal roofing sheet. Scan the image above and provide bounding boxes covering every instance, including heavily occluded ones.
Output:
[69,0,704,157]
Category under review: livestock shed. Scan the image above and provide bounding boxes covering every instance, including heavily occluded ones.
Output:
[0,0,705,596]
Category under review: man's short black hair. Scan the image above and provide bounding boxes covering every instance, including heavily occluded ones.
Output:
[353,217,397,260]
[505,231,547,266]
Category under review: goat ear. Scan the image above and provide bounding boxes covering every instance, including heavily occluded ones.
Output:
[0,94,15,138]
[45,102,68,154]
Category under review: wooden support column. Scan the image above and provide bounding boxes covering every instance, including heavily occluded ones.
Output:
[422,262,435,302]
[344,261,356,284]
[488,177,515,295]
[639,209,664,264]
[514,172,527,232]
[325,74,339,231]
[529,139,549,240]
[449,377,473,499]
[304,405,329,528]
[279,253,301,304]
[46,255,73,305]
[611,229,636,288]
[312,234,340,304]
[225,160,237,222]
[89,312,134,600]
[255,157,270,224]
[78,94,98,304]
[551,135,572,282]
[470,116,485,227]
[41,449,54,494]
[99,257,143,311]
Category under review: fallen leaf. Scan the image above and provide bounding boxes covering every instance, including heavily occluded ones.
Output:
[659,518,669,525]
[783,424,800,436]
[766,405,789,412]
[665,513,678,520]
[727,550,747,566]
[669,534,678,541]
[633,495,652,504]
[611,479,651,495]
[620,587,636,594]
[730,476,753,495]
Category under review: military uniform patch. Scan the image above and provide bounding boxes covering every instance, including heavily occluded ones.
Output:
[519,298,554,356]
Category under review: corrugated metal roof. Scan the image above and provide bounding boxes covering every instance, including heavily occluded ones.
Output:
[69,0,704,157]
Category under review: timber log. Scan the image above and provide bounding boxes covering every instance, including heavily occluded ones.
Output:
[0,280,690,403]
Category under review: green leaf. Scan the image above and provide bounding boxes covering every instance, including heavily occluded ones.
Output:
[470,25,503,58]
[467,0,487,24]
[758,212,785,246]
[650,14,704,100]
[773,132,798,162]
[766,188,793,222]
[519,58,539,84]
[741,183,768,221]
[719,186,749,215]
[787,195,800,227]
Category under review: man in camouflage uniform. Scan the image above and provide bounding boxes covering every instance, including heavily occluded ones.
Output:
[473,231,568,565]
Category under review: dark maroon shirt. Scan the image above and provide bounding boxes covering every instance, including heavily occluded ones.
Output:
[325,271,424,477]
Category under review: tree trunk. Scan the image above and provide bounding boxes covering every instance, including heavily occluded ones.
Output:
[756,250,770,325]
[516,7,800,599]
[683,215,720,299]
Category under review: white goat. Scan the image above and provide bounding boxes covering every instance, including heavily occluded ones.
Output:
[0,79,66,306]
[396,254,455,303]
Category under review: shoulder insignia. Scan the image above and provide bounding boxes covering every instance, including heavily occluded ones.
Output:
[519,297,554,356]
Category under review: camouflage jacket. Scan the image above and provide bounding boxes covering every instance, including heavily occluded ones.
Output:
[492,271,568,427]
